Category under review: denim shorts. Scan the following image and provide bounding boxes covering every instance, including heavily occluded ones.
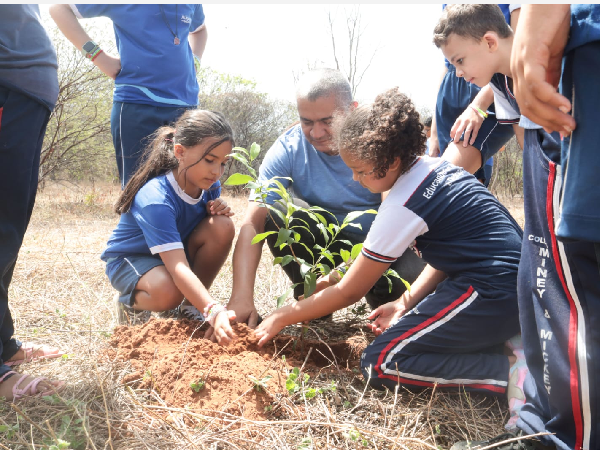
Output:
[107,255,164,307]
[436,66,515,166]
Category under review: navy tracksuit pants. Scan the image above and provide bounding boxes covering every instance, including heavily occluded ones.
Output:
[0,86,52,379]
[516,46,600,450]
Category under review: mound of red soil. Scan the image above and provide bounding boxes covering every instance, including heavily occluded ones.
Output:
[109,318,367,420]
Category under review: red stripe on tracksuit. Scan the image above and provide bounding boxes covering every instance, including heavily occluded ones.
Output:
[372,286,506,393]
[546,161,584,450]
[362,247,396,263]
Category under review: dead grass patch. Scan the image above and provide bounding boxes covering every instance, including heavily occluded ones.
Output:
[2,183,523,449]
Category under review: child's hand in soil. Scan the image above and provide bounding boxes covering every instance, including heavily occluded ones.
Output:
[206,199,234,216]
[367,299,408,336]
[205,309,237,346]
[254,314,285,348]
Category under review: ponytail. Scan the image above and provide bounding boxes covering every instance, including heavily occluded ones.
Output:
[114,109,234,214]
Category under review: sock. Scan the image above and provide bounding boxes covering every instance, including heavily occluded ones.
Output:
[505,334,528,431]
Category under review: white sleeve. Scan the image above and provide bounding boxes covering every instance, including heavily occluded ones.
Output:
[362,203,428,263]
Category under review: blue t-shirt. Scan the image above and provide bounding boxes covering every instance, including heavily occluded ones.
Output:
[249,124,382,235]
[0,5,59,108]
[565,5,600,53]
[101,171,220,277]
[72,4,204,107]
[363,156,522,291]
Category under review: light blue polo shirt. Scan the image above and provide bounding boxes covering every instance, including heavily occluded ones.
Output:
[72,4,204,107]
[250,124,381,235]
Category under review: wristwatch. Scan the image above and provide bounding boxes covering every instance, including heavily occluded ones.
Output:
[81,40,99,58]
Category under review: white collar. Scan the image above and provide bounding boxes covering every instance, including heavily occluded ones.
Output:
[166,171,204,205]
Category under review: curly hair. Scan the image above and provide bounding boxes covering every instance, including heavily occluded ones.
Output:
[334,88,426,179]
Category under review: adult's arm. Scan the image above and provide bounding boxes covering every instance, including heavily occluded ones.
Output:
[221,202,269,330]
[510,5,574,134]
[49,4,121,79]
[189,23,208,60]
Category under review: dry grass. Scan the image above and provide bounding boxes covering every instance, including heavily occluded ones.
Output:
[2,182,525,449]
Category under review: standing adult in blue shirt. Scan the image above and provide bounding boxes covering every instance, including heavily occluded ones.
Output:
[49,4,207,188]
[208,69,425,343]
[509,5,600,450]
[0,4,65,401]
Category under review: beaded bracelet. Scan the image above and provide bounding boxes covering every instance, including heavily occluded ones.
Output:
[85,46,101,60]
[90,49,104,62]
[203,303,227,327]
[470,105,488,119]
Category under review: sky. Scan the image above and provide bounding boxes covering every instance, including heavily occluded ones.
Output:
[39,3,444,112]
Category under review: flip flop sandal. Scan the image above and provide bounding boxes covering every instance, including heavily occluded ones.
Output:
[180,304,205,321]
[0,371,65,401]
[5,343,64,367]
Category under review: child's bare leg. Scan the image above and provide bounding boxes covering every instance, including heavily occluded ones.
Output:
[441,141,483,174]
[187,215,235,289]
[132,266,183,312]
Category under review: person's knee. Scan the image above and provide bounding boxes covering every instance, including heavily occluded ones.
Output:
[264,204,285,233]
[190,215,235,248]
[360,349,388,390]
[442,141,483,173]
[210,215,235,246]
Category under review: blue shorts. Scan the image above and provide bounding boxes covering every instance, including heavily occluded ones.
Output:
[107,255,164,307]
[435,66,515,167]
[557,41,600,242]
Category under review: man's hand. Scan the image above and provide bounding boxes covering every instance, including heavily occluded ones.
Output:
[510,5,574,134]
[367,298,408,336]
[204,309,237,345]
[451,105,485,147]
[429,135,441,157]
[254,313,285,348]
[226,298,260,328]
[93,51,121,80]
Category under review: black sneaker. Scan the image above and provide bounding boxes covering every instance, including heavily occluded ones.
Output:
[450,432,556,450]
[154,306,181,319]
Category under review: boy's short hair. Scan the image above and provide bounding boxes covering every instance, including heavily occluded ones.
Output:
[433,4,512,48]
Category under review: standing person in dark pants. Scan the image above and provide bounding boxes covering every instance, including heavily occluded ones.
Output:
[510,5,600,450]
[0,4,65,401]
[50,4,207,188]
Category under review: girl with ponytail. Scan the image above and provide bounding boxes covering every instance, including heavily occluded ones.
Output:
[102,109,238,344]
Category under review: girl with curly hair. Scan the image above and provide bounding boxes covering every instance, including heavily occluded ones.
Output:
[256,88,525,410]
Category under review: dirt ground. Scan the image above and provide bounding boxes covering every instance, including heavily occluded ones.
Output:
[3,182,523,449]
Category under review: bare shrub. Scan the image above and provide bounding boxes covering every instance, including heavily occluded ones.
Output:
[40,23,116,187]
[490,136,523,198]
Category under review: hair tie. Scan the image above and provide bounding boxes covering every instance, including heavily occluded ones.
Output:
[164,138,173,142]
